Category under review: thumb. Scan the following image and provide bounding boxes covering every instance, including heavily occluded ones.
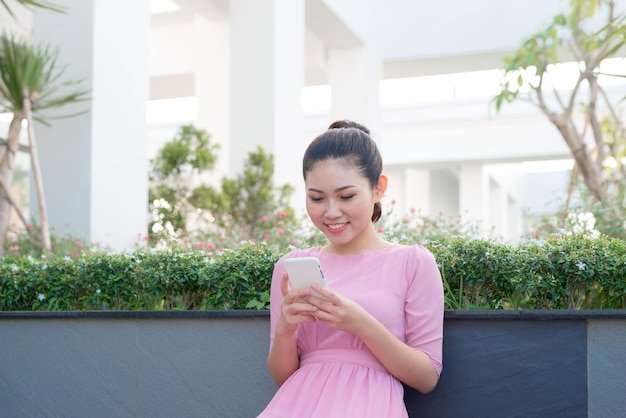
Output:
[280,272,291,297]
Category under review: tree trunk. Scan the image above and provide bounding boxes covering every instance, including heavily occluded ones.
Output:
[23,89,51,256]
[0,115,24,256]
[549,114,605,202]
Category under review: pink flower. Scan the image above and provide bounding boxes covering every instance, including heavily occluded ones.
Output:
[143,235,149,241]
[197,242,204,249]
[26,224,34,231]
[182,237,189,244]
[11,246,19,253]
[402,217,409,223]
[261,215,269,222]
[279,211,286,218]
[277,229,284,235]
[410,207,416,214]
[377,226,384,233]
[207,243,216,250]
[391,199,397,205]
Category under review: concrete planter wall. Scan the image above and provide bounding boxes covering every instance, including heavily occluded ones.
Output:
[1,310,624,418]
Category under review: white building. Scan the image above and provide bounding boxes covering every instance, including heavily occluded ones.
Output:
[1,0,624,248]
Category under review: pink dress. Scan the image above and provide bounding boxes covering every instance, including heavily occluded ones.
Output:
[257,244,444,418]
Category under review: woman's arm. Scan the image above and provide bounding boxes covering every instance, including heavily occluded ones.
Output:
[266,273,318,386]
[308,287,440,392]
[308,246,444,393]
[355,311,440,393]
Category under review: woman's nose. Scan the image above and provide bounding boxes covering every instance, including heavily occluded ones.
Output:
[325,200,342,218]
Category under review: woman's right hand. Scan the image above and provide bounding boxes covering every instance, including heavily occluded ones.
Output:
[275,272,318,337]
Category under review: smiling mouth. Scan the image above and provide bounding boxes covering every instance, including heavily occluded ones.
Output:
[326,223,347,230]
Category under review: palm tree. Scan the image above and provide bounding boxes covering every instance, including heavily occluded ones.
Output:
[1,0,63,18]
[0,35,88,256]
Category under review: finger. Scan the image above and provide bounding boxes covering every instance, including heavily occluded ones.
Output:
[290,312,317,324]
[311,284,334,302]
[280,272,290,296]
[284,302,318,322]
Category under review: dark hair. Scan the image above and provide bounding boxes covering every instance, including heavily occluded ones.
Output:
[303,120,383,223]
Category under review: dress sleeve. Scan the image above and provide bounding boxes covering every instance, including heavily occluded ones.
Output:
[268,256,287,350]
[404,245,444,375]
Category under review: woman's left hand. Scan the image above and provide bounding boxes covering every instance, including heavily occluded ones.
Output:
[303,284,371,336]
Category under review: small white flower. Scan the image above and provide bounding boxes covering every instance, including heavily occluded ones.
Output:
[64,256,71,261]
[37,293,46,301]
[11,265,18,272]
[41,264,48,270]
[27,255,34,262]
[576,261,586,271]
[96,289,101,294]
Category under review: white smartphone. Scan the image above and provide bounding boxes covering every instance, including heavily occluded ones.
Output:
[283,257,328,299]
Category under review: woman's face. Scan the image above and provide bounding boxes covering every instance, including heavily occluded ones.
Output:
[305,159,380,252]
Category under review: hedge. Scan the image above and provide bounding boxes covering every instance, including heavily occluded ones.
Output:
[1,234,624,311]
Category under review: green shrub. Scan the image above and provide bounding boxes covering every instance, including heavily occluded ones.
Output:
[1,234,624,311]
[0,243,282,311]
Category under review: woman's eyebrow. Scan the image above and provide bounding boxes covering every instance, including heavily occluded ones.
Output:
[307,185,355,193]
[334,185,355,192]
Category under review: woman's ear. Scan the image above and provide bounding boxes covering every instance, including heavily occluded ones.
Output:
[375,174,388,200]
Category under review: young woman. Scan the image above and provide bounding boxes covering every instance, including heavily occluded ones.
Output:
[257,120,444,417]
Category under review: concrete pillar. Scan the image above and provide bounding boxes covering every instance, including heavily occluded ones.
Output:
[430,169,459,219]
[489,178,506,239]
[459,164,489,231]
[193,14,230,186]
[31,0,150,250]
[0,0,33,39]
[328,45,382,135]
[508,197,522,242]
[229,0,304,193]
[403,168,431,215]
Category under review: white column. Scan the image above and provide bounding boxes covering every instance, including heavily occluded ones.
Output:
[508,197,522,242]
[229,0,304,191]
[193,14,230,186]
[489,178,506,239]
[0,0,33,39]
[328,46,382,135]
[459,164,489,230]
[32,0,150,250]
[403,168,431,215]
[430,169,459,219]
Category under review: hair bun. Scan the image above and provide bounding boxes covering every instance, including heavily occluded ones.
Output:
[328,120,370,135]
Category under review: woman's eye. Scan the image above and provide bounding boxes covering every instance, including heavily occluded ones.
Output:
[341,195,355,200]
[309,196,322,202]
